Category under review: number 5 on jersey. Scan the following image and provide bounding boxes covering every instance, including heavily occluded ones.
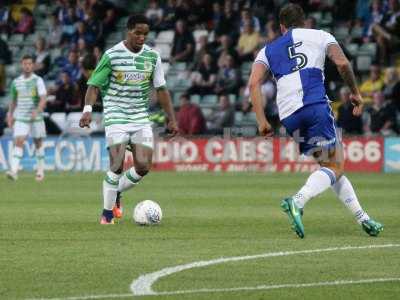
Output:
[288,42,308,72]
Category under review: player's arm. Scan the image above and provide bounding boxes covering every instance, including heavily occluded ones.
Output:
[327,44,363,116]
[79,53,111,128]
[153,54,178,136]
[32,77,47,120]
[7,81,17,128]
[157,87,178,136]
[248,61,273,137]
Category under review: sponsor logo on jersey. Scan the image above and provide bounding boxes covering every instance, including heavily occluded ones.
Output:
[124,72,149,82]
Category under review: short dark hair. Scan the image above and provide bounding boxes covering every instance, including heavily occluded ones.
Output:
[180,93,190,101]
[279,3,305,29]
[21,54,33,61]
[127,14,150,30]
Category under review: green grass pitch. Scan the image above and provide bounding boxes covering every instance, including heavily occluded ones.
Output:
[1,172,399,300]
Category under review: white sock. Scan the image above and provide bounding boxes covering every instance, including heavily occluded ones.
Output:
[10,146,23,174]
[35,146,44,175]
[293,167,336,209]
[118,167,142,192]
[331,175,369,224]
[103,171,122,210]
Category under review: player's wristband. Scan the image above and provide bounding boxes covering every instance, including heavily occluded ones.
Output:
[83,105,93,113]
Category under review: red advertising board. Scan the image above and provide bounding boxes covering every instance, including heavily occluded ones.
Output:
[124,137,383,173]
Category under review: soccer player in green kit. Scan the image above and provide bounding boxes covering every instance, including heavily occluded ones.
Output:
[79,15,178,224]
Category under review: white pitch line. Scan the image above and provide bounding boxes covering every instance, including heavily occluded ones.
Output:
[27,277,400,300]
[27,243,400,300]
[155,277,400,296]
[131,243,400,295]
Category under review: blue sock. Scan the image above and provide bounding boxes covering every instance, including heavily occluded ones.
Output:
[102,209,114,221]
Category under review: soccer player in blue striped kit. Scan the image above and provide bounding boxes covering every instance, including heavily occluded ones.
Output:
[248,4,383,238]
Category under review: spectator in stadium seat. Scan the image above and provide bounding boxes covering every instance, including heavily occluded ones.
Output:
[0,37,11,96]
[215,35,239,67]
[371,0,400,65]
[47,71,79,113]
[101,7,117,37]
[207,94,235,134]
[158,0,176,30]
[337,86,363,135]
[47,12,63,48]
[239,8,261,33]
[61,49,81,83]
[93,45,103,63]
[191,35,211,71]
[214,55,241,95]
[363,91,398,135]
[14,7,34,35]
[60,7,79,44]
[211,2,223,30]
[34,37,51,78]
[262,20,280,44]
[76,53,102,112]
[177,93,206,135]
[215,3,238,40]
[383,67,400,104]
[170,19,195,63]
[187,53,217,96]
[85,10,103,46]
[359,64,385,104]
[237,20,260,62]
[0,4,11,35]
[145,0,164,32]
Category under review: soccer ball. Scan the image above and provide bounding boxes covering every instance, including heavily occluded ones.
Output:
[133,200,162,225]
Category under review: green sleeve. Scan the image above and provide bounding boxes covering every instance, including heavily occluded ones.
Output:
[10,80,17,101]
[87,53,112,89]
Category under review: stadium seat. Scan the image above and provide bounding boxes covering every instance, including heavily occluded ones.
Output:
[190,94,201,104]
[356,55,372,72]
[162,62,170,75]
[234,111,243,124]
[346,43,359,57]
[201,95,218,105]
[154,43,171,61]
[229,94,237,104]
[351,26,363,39]
[241,112,257,124]
[173,92,183,106]
[156,30,174,44]
[334,26,349,41]
[359,43,377,57]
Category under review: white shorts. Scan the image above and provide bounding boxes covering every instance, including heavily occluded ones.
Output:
[13,120,47,139]
[105,124,154,149]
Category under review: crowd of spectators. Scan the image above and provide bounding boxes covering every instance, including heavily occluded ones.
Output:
[0,0,400,137]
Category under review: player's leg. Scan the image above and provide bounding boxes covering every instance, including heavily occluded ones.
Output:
[115,126,154,217]
[32,120,46,181]
[33,138,44,181]
[281,104,338,238]
[6,121,29,180]
[101,143,126,224]
[117,144,152,193]
[328,146,383,236]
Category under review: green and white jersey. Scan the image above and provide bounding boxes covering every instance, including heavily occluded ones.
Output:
[87,42,166,127]
[11,73,47,122]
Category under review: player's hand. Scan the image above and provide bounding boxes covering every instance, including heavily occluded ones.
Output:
[350,93,363,117]
[167,120,179,137]
[258,120,273,138]
[6,112,14,128]
[31,110,38,120]
[79,112,92,128]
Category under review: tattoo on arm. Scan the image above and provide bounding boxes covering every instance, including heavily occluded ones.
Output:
[338,64,358,94]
